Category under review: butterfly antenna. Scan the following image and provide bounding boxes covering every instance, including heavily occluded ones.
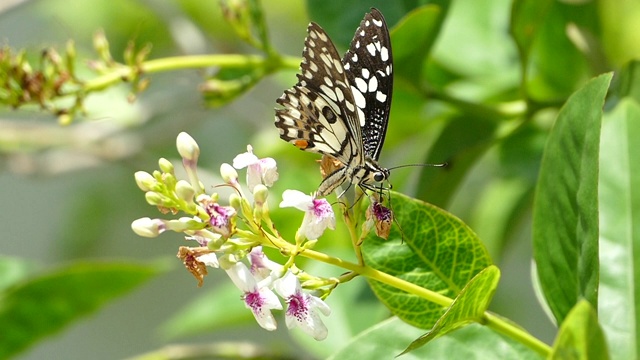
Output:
[387,162,448,171]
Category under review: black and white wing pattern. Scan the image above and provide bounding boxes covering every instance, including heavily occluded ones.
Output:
[342,8,393,161]
[275,9,393,197]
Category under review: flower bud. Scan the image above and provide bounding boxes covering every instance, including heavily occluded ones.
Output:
[176,132,200,162]
[229,193,242,211]
[175,180,195,203]
[144,191,164,206]
[220,163,238,184]
[65,39,76,75]
[158,158,174,174]
[131,217,165,237]
[93,29,112,63]
[253,184,269,205]
[134,171,156,191]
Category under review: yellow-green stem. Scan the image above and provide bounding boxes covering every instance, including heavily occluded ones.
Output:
[82,54,300,92]
[297,247,551,357]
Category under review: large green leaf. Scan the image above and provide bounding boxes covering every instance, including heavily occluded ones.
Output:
[532,72,612,324]
[305,1,447,49]
[598,0,640,67]
[362,192,493,330]
[415,114,498,207]
[598,98,640,360]
[0,262,162,358]
[392,5,445,85]
[328,317,542,360]
[511,0,598,101]
[510,0,553,63]
[549,300,609,360]
[402,265,500,354]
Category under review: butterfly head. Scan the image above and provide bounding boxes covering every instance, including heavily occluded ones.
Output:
[361,157,390,191]
[373,168,390,183]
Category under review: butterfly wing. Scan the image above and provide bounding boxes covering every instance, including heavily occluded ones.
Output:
[275,22,364,167]
[342,8,393,161]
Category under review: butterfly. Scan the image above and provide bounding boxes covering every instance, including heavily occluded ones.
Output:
[275,8,393,198]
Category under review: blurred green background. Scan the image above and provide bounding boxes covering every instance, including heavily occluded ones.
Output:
[4,0,637,358]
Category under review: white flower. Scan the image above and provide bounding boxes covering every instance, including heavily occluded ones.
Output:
[279,190,335,240]
[274,271,331,341]
[131,217,166,238]
[248,246,283,281]
[225,262,282,331]
[195,253,219,268]
[233,145,279,191]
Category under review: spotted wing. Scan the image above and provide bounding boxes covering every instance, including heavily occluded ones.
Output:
[275,22,364,167]
[342,8,393,161]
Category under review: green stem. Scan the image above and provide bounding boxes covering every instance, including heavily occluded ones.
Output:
[298,248,551,357]
[483,312,551,356]
[81,54,300,92]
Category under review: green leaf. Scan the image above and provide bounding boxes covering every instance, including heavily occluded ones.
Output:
[550,300,609,360]
[532,72,612,324]
[610,60,640,105]
[305,1,439,49]
[598,0,640,67]
[392,5,445,84]
[510,0,554,67]
[328,317,543,360]
[0,262,162,358]
[415,114,498,207]
[362,192,493,330]
[598,98,640,360]
[0,257,33,292]
[512,1,597,101]
[402,265,500,354]
[160,281,254,339]
[202,67,266,108]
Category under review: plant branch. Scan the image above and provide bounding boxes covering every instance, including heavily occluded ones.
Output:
[81,54,301,93]
[298,247,551,357]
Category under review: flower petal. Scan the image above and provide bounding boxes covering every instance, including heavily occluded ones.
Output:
[196,253,219,268]
[274,271,299,298]
[232,151,259,169]
[245,287,283,331]
[225,262,256,293]
[280,190,313,211]
[259,157,279,186]
[246,164,262,191]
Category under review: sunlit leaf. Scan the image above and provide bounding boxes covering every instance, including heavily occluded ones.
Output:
[328,317,542,360]
[598,98,640,360]
[362,192,493,329]
[549,300,609,360]
[532,72,612,324]
[402,265,500,354]
[598,0,640,67]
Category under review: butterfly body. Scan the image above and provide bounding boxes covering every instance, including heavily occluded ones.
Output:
[275,8,393,197]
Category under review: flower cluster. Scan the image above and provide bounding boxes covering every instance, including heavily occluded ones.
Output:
[131,132,336,340]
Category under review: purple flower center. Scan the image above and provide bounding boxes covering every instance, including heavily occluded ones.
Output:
[311,199,331,218]
[286,293,309,320]
[244,291,264,312]
[208,204,233,227]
